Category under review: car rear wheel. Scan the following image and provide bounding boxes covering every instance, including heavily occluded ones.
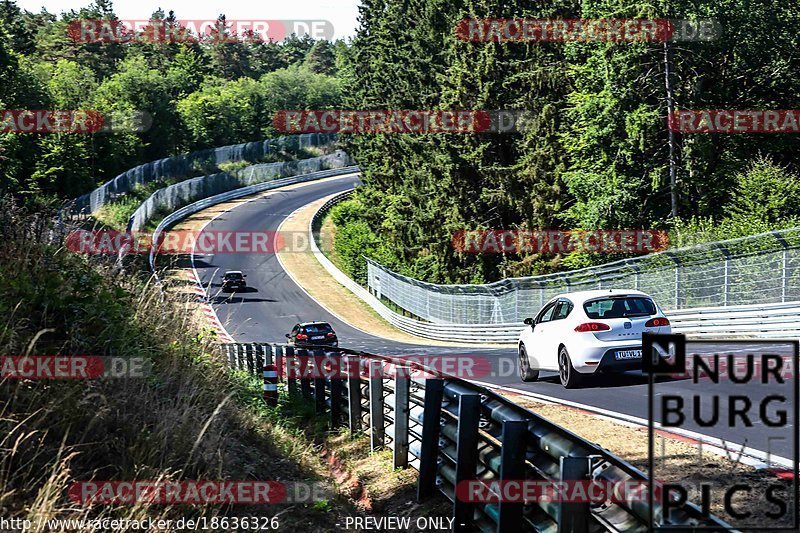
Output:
[558,347,582,389]
[518,345,539,382]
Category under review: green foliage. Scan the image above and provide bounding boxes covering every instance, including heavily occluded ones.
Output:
[0,1,343,204]
[341,0,800,283]
[730,157,800,224]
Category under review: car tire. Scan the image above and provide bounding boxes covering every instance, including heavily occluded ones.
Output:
[558,347,583,389]
[518,345,539,382]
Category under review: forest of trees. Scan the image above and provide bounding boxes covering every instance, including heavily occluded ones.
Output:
[3,0,800,283]
[338,0,800,284]
[0,0,344,205]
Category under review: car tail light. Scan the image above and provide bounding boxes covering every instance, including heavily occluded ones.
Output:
[645,317,670,327]
[574,322,611,333]
[326,332,336,338]
[296,333,308,340]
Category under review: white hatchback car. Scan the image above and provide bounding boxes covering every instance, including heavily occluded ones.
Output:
[517,289,671,388]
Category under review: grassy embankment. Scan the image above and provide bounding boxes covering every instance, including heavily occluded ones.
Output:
[0,202,445,530]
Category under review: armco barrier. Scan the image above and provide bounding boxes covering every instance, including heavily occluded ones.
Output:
[311,191,800,343]
[129,150,351,232]
[217,342,731,532]
[309,193,520,344]
[148,166,360,273]
[70,133,336,215]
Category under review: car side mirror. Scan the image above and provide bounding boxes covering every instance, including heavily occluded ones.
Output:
[285,333,290,338]
[243,275,247,277]
[524,318,534,325]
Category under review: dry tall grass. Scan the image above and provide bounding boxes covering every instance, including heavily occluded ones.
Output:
[0,202,351,531]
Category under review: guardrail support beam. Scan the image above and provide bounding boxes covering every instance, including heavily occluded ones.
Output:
[284,346,297,396]
[368,360,385,450]
[298,349,312,399]
[497,420,528,532]
[393,367,411,469]
[453,393,481,532]
[345,355,362,433]
[417,379,444,502]
[558,456,592,533]
[313,349,326,415]
[329,351,343,428]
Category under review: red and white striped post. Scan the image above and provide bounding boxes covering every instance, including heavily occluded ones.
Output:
[263,363,278,406]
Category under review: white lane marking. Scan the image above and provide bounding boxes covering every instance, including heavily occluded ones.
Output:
[189,175,361,343]
[472,380,794,470]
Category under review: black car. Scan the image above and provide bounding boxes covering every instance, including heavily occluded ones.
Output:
[286,322,338,347]
[221,271,247,292]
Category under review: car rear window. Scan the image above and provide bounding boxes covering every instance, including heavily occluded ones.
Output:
[302,324,333,334]
[583,297,656,319]
[225,273,243,279]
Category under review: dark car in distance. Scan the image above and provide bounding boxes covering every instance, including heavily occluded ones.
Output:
[221,271,247,292]
[286,322,338,347]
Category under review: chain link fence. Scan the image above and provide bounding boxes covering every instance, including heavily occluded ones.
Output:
[69,133,337,215]
[128,150,351,232]
[367,229,800,324]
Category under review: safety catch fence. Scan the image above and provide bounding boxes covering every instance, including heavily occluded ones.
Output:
[366,228,800,325]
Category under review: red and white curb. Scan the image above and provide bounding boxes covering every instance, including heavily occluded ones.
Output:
[184,269,234,343]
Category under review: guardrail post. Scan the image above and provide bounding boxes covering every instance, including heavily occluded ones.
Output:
[393,366,411,469]
[497,420,528,532]
[232,345,241,370]
[368,360,385,450]
[271,345,279,375]
[715,243,732,306]
[453,394,480,532]
[330,351,343,428]
[313,349,326,415]
[558,456,592,533]
[345,355,362,433]
[631,262,641,291]
[666,253,681,310]
[772,231,790,303]
[225,345,235,368]
[255,344,265,370]
[284,346,297,396]
[246,344,255,374]
[298,348,312,399]
[417,379,444,501]
[783,249,789,303]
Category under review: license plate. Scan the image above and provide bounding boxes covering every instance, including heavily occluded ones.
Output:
[615,349,642,360]
[311,335,325,341]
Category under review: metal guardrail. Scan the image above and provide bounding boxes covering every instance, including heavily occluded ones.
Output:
[147,166,360,273]
[67,133,337,215]
[217,342,731,532]
[312,191,800,343]
[309,191,522,344]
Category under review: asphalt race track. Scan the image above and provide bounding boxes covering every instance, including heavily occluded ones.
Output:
[191,176,797,459]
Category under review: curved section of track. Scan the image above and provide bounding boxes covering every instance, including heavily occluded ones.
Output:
[191,175,794,459]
